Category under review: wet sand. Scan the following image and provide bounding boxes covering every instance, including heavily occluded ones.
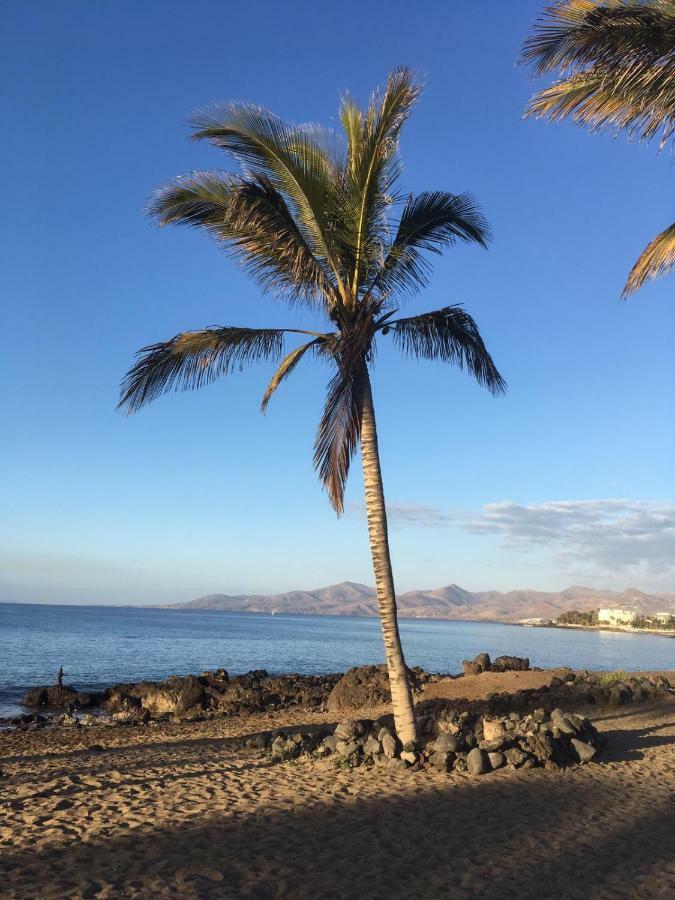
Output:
[1,679,674,899]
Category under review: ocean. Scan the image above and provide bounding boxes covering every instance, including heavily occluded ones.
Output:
[1,602,673,718]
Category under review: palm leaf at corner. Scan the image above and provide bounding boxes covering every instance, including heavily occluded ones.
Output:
[521,1,675,297]
[623,222,675,297]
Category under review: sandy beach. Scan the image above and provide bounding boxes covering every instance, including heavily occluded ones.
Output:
[1,670,674,899]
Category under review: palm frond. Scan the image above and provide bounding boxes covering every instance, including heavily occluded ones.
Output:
[522,1,675,146]
[623,221,675,295]
[376,192,490,297]
[119,327,285,413]
[347,67,423,294]
[339,94,363,179]
[313,367,364,514]
[522,1,675,75]
[189,103,349,298]
[526,63,675,143]
[261,338,323,411]
[148,172,338,306]
[385,305,506,394]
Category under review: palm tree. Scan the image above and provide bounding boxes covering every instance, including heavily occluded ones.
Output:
[521,0,675,296]
[119,69,505,745]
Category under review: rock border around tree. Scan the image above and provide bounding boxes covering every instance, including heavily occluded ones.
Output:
[260,706,607,775]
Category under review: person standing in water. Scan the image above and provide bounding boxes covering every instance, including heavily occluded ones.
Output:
[56,666,64,687]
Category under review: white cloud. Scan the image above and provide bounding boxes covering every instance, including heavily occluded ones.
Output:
[382,498,675,578]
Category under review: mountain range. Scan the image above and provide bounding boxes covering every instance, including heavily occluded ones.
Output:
[167,582,675,623]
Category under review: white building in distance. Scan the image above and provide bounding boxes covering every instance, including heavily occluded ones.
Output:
[598,607,638,626]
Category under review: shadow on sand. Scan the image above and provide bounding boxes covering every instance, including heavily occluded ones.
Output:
[3,720,675,898]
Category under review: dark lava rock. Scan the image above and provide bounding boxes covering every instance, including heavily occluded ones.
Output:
[492,655,530,673]
[488,751,505,770]
[380,731,398,759]
[461,652,529,676]
[466,747,489,775]
[334,719,368,741]
[433,733,460,753]
[22,685,101,710]
[327,665,422,714]
[462,653,491,676]
[609,683,633,705]
[570,738,597,763]
[363,735,381,757]
[522,733,555,763]
[504,747,528,767]
[429,751,453,772]
[101,669,341,720]
[551,708,579,735]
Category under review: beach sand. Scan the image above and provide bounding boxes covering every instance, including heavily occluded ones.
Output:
[1,673,674,899]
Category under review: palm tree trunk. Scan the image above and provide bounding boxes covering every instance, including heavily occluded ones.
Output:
[359,370,417,745]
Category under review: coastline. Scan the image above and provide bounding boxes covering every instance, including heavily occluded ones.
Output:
[526,622,675,639]
[3,601,674,636]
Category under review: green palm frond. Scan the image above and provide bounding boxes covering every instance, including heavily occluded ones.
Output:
[384,306,506,394]
[261,337,327,411]
[345,67,423,295]
[623,221,675,295]
[375,192,490,297]
[313,366,364,514]
[189,103,349,299]
[149,172,338,306]
[119,327,285,414]
[522,1,675,146]
[339,94,362,179]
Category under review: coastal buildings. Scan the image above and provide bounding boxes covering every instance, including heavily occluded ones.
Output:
[598,607,638,626]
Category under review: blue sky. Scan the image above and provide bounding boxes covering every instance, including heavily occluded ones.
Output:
[1,1,673,605]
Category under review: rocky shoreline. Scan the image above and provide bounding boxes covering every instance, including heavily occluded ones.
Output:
[6,653,672,740]
[13,668,344,728]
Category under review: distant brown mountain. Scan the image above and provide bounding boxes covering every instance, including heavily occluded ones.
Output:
[168,582,674,623]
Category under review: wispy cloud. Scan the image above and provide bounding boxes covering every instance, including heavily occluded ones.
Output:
[378,499,675,577]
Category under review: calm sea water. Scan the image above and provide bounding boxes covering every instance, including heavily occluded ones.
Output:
[1,603,673,718]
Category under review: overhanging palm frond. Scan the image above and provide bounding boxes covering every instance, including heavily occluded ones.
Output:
[189,103,348,298]
[149,172,338,306]
[526,63,675,143]
[376,192,490,297]
[313,367,364,514]
[623,221,675,295]
[522,1,675,146]
[384,305,506,394]
[522,1,675,76]
[118,327,285,414]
